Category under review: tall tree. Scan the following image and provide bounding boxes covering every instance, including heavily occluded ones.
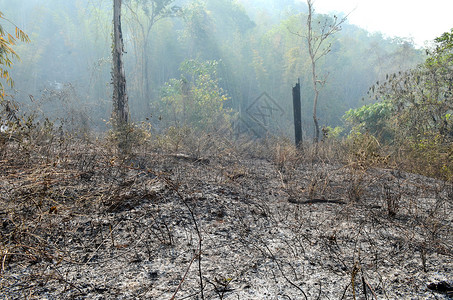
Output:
[290,1,346,143]
[124,0,179,113]
[112,0,129,126]
[305,0,346,143]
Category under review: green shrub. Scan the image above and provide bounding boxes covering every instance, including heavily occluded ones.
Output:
[159,59,235,132]
[343,100,394,143]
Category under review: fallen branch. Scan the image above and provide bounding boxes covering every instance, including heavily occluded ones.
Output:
[288,198,346,205]
[169,250,199,300]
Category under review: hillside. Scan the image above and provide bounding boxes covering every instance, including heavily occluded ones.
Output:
[0,136,451,299]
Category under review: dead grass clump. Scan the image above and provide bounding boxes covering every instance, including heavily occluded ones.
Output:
[150,124,241,162]
[382,182,401,218]
[346,171,365,203]
[343,132,390,170]
[274,139,300,172]
[398,137,453,182]
[106,120,153,155]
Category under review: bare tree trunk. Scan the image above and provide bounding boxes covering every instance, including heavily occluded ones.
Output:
[112,0,129,127]
[307,0,320,143]
[143,37,151,113]
[311,63,321,144]
[304,0,346,144]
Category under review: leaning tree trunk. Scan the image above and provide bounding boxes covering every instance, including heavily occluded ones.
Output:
[112,0,129,127]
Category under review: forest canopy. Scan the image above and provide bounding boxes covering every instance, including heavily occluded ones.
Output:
[0,0,427,137]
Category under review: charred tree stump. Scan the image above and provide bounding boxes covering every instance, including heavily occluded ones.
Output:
[292,79,302,148]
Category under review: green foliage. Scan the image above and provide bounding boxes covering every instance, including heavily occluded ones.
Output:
[0,1,426,139]
[344,100,394,141]
[345,28,453,179]
[160,59,234,131]
[426,28,453,67]
[0,11,29,100]
[180,0,220,60]
[125,0,181,26]
[372,32,453,145]
[322,126,344,140]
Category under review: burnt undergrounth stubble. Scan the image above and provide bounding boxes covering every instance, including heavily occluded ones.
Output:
[0,137,451,299]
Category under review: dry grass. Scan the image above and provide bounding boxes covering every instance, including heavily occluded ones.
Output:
[0,124,452,299]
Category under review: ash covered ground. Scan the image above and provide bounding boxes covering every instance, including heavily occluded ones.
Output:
[0,141,452,299]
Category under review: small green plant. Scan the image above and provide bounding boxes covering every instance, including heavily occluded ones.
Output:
[321,126,344,141]
[206,276,234,299]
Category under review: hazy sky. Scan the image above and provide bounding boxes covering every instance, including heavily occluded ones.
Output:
[308,0,453,46]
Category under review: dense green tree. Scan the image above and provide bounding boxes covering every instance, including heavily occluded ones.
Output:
[159,59,233,131]
[180,0,218,59]
[368,29,453,143]
[344,100,393,141]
